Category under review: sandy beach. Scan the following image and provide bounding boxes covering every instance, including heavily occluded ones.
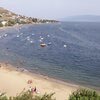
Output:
[0,62,80,100]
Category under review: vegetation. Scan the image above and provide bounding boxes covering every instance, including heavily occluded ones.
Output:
[69,89,100,100]
[33,93,55,100]
[0,88,100,100]
[0,91,55,100]
[0,89,100,100]
[0,23,3,27]
[7,20,16,26]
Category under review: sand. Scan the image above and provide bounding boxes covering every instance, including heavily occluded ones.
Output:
[0,62,80,100]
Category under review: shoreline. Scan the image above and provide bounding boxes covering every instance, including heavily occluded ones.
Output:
[0,22,58,30]
[0,62,79,100]
[0,60,82,88]
[0,24,27,30]
[0,61,80,88]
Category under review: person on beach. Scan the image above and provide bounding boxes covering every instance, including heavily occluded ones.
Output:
[30,86,38,94]
[28,86,36,93]
[33,87,37,93]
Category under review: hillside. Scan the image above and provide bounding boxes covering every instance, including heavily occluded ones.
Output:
[0,7,16,15]
[0,7,17,20]
[0,7,57,27]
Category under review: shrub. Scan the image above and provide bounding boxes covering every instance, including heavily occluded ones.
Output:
[33,93,55,100]
[69,89,100,100]
[0,91,55,100]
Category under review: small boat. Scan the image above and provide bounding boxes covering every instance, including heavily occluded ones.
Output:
[40,43,47,47]
[4,34,7,37]
[41,37,44,40]
[48,42,51,45]
[30,41,33,43]
[39,39,42,42]
[47,35,50,37]
[16,35,20,37]
[64,44,67,48]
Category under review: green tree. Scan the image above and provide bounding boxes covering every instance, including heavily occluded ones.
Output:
[32,18,38,23]
[0,22,3,27]
[8,20,16,26]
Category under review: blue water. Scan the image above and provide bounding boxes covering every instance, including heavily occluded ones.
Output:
[0,22,100,89]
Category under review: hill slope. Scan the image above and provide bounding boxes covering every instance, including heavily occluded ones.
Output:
[0,7,17,20]
[0,7,57,26]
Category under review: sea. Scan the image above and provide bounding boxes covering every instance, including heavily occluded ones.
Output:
[0,22,100,89]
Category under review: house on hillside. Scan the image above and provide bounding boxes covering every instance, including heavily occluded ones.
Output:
[0,19,7,27]
[2,21,7,26]
[0,14,3,17]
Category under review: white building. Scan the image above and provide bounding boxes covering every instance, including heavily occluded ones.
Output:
[1,21,7,26]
